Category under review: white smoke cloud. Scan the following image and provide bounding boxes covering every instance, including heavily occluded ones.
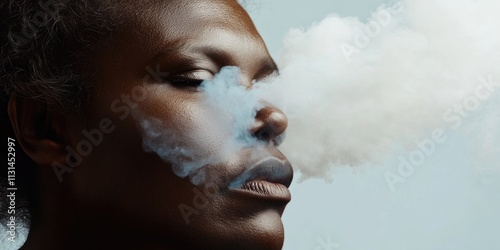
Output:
[266,0,500,181]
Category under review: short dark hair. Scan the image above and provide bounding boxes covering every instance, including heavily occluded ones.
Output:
[0,0,123,110]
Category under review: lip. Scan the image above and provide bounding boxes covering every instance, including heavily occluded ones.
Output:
[228,157,293,202]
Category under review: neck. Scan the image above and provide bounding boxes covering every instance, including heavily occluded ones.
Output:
[20,215,183,250]
[18,173,180,250]
[17,169,197,250]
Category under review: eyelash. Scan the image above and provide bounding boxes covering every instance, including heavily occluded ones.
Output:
[166,76,205,88]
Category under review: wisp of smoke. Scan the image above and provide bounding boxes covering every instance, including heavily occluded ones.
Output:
[133,66,266,184]
[201,66,265,146]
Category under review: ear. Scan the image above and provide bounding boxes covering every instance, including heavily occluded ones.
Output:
[8,96,69,166]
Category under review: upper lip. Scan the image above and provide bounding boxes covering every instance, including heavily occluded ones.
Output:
[228,157,293,189]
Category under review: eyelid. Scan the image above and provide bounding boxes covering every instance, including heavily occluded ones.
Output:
[164,69,214,89]
[177,69,214,80]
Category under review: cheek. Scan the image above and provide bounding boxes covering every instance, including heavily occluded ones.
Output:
[177,106,233,153]
[130,87,237,180]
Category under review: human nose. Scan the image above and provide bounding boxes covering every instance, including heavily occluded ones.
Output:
[250,103,288,146]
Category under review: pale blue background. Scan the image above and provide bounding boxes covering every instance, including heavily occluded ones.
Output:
[247,1,500,250]
[247,0,389,56]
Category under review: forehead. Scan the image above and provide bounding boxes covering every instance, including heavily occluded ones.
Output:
[124,0,260,39]
[109,0,267,61]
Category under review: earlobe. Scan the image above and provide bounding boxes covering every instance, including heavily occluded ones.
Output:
[8,96,68,166]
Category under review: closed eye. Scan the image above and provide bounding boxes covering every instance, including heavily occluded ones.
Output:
[164,69,214,89]
[167,76,205,88]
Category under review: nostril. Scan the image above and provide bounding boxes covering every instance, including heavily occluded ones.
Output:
[255,128,271,141]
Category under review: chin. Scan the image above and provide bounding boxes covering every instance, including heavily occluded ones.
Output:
[219,210,286,250]
[246,212,286,250]
[180,209,285,250]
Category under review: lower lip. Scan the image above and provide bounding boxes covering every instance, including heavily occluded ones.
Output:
[230,180,291,202]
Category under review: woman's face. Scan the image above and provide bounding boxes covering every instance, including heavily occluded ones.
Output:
[63,0,292,249]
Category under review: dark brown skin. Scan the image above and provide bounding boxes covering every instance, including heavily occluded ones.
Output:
[8,1,292,249]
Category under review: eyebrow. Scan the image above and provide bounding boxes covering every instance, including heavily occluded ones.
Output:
[198,46,279,76]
